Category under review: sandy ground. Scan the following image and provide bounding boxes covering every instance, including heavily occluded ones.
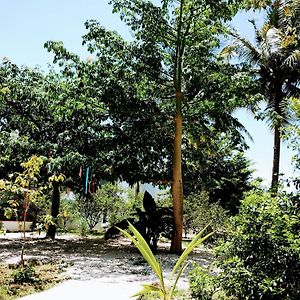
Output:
[0,232,215,299]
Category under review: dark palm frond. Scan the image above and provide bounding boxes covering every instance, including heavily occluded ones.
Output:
[249,19,264,44]
[229,115,254,143]
[226,30,262,65]
[284,77,300,98]
[210,108,254,143]
[278,0,300,33]
[238,46,262,66]
[279,96,292,125]
[267,0,281,27]
[264,94,291,125]
[265,96,276,111]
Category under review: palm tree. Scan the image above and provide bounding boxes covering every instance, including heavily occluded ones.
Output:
[222,0,300,191]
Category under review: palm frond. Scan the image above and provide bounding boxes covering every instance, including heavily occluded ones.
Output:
[265,96,291,127]
[225,30,263,66]
[284,77,300,98]
[280,0,300,28]
[249,19,263,45]
[267,1,281,27]
[264,27,284,56]
[219,44,238,60]
[231,116,254,143]
[279,97,292,125]
[283,49,300,67]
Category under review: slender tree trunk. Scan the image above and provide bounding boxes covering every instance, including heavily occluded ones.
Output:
[271,124,281,193]
[46,181,60,239]
[135,181,140,198]
[170,91,184,254]
[20,194,29,267]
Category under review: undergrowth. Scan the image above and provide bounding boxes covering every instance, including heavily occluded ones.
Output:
[0,261,65,300]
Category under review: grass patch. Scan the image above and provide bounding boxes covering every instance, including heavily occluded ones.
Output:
[0,261,65,300]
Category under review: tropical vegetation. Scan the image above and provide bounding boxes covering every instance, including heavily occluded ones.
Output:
[0,0,300,298]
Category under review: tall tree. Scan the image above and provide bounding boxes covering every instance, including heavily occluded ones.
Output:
[44,1,253,252]
[107,0,241,253]
[222,0,300,191]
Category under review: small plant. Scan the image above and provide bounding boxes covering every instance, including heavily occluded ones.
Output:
[0,156,63,267]
[189,265,216,300]
[0,262,65,299]
[118,222,213,300]
[13,266,40,284]
[0,156,47,266]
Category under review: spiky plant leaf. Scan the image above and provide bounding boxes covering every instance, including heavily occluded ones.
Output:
[171,224,214,277]
[117,222,165,292]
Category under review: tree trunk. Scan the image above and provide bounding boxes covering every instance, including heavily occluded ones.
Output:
[46,181,60,239]
[170,91,183,254]
[271,124,281,193]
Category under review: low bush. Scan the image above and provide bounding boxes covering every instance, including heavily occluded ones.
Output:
[189,265,216,300]
[0,262,64,299]
[190,191,300,300]
[13,266,40,284]
[184,192,228,243]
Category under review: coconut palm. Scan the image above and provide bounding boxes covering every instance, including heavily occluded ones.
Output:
[222,0,300,191]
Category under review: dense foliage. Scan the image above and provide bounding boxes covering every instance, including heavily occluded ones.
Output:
[286,98,300,181]
[183,192,228,237]
[190,190,300,299]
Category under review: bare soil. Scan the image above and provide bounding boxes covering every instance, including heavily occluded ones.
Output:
[0,233,215,299]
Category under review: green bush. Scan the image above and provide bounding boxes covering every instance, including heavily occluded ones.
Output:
[189,265,237,300]
[13,266,40,284]
[189,265,216,300]
[214,191,300,300]
[76,184,143,231]
[184,192,228,242]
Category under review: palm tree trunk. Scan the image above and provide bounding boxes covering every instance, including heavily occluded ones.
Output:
[271,124,281,192]
[170,91,183,254]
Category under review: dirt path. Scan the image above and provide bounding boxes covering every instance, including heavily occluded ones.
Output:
[0,233,215,299]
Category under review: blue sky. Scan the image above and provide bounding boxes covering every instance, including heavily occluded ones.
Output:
[0,0,296,186]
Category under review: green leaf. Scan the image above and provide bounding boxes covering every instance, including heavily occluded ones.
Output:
[171,224,214,277]
[117,222,165,292]
[169,262,188,300]
[131,284,164,298]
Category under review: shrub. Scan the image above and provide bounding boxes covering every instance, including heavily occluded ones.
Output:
[189,265,216,300]
[75,184,144,231]
[184,192,228,242]
[214,191,300,300]
[13,266,40,284]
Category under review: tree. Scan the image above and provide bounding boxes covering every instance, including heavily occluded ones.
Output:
[44,0,254,253]
[44,35,172,187]
[182,62,256,212]
[0,60,112,238]
[106,0,242,253]
[222,0,300,192]
[76,183,126,230]
[184,137,253,213]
